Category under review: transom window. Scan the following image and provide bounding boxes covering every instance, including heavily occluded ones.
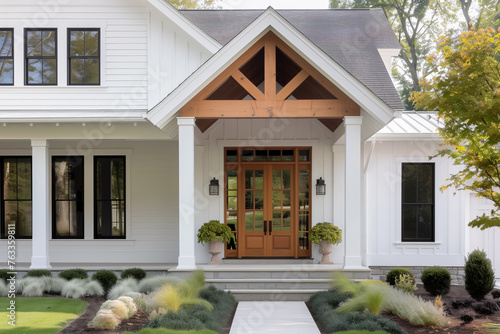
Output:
[402,163,435,242]
[1,157,32,239]
[25,28,57,85]
[0,29,14,85]
[68,28,100,85]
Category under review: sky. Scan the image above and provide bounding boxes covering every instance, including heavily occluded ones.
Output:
[219,0,330,9]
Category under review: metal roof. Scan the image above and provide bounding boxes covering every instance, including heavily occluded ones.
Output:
[180,9,404,111]
[377,111,441,135]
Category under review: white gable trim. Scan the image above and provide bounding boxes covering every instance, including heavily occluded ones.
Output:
[147,7,397,129]
[147,0,221,54]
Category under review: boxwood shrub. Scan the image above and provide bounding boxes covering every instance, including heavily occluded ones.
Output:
[308,289,405,334]
[421,266,450,296]
[59,268,88,280]
[386,268,414,286]
[121,268,146,281]
[0,269,12,283]
[92,270,118,293]
[26,269,52,278]
[465,249,495,301]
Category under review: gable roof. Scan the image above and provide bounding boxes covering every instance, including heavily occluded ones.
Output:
[147,7,402,134]
[180,9,403,111]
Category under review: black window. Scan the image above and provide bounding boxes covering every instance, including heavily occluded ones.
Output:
[402,163,435,242]
[94,156,125,238]
[52,156,84,239]
[1,157,32,239]
[25,28,57,85]
[68,28,100,85]
[0,29,14,85]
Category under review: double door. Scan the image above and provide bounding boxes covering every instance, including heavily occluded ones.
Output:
[240,164,294,257]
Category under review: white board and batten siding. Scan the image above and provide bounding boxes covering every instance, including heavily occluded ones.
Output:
[364,139,468,267]
[192,119,345,264]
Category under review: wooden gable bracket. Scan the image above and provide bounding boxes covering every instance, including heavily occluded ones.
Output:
[179,32,360,132]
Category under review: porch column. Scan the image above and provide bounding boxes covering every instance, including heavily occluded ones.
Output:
[177,117,197,269]
[343,116,363,269]
[30,140,51,269]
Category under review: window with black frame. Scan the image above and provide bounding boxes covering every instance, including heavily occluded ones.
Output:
[1,157,32,239]
[94,156,125,239]
[402,163,435,242]
[52,156,84,239]
[0,29,14,85]
[25,28,57,85]
[68,28,100,85]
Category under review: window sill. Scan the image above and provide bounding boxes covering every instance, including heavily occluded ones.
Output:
[49,239,135,245]
[394,241,441,247]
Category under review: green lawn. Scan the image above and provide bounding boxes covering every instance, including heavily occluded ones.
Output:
[125,329,218,334]
[0,297,87,334]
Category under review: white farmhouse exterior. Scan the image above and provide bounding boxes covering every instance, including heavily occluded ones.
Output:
[0,0,498,285]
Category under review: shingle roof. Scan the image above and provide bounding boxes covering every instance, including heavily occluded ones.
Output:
[180,9,404,111]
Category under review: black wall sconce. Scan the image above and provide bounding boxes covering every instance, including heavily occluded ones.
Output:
[209,177,219,195]
[316,177,326,195]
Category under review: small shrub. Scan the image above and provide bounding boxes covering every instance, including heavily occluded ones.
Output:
[452,299,473,309]
[59,268,88,280]
[92,270,117,293]
[121,268,146,280]
[125,292,148,310]
[26,269,52,278]
[421,266,451,296]
[88,309,121,330]
[101,300,130,320]
[139,275,182,294]
[465,249,495,301]
[21,281,44,297]
[0,269,12,283]
[395,273,417,293]
[86,280,105,296]
[473,301,499,315]
[117,296,138,318]
[45,277,66,294]
[108,278,139,300]
[61,279,87,299]
[492,290,500,299]
[386,268,414,286]
[434,295,443,309]
[460,314,474,324]
[0,280,8,297]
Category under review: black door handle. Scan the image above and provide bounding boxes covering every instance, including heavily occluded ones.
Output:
[263,221,267,235]
[269,221,272,235]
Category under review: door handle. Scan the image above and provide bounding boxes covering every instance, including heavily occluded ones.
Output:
[269,221,272,235]
[263,221,267,235]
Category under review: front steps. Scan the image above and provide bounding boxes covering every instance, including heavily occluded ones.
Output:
[169,263,371,301]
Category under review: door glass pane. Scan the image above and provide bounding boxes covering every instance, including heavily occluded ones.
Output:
[299,150,310,162]
[283,211,291,231]
[245,211,253,230]
[283,170,291,189]
[299,212,309,231]
[226,150,237,162]
[273,211,281,231]
[272,170,281,189]
[282,150,294,161]
[245,191,253,210]
[255,170,264,189]
[254,211,264,231]
[227,195,237,210]
[273,191,281,209]
[245,170,253,189]
[242,150,254,162]
[299,232,309,249]
[299,191,309,209]
[227,170,237,189]
[299,169,309,189]
[227,212,237,230]
[255,150,267,161]
[254,191,264,210]
[283,190,291,207]
[269,150,281,161]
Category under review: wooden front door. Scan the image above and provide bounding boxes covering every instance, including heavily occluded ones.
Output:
[241,164,294,257]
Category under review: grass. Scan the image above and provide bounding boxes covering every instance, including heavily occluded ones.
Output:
[124,329,218,334]
[0,297,87,334]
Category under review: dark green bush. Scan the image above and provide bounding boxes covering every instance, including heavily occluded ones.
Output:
[92,270,117,293]
[492,290,500,299]
[121,267,146,280]
[0,269,12,283]
[26,269,52,278]
[421,266,451,296]
[465,249,495,301]
[145,286,236,332]
[386,268,414,286]
[308,289,405,334]
[59,268,88,280]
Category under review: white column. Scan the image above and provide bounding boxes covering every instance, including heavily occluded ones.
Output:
[177,117,197,269]
[30,140,51,269]
[343,116,364,269]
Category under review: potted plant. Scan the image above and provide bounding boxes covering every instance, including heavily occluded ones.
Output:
[197,220,234,265]
[309,222,342,264]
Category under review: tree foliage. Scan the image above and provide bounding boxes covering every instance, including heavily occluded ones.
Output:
[458,0,500,31]
[412,27,500,230]
[167,0,220,9]
[330,0,457,109]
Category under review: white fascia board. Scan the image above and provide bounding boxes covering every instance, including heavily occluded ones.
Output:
[378,48,400,74]
[148,7,396,129]
[369,133,442,141]
[0,110,146,123]
[147,0,221,54]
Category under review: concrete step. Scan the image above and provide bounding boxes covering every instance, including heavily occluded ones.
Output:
[222,258,314,264]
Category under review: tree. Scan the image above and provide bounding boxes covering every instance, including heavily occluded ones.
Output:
[458,0,500,30]
[167,0,220,9]
[412,27,500,230]
[330,0,457,110]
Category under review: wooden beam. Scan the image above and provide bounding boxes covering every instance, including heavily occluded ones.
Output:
[276,69,309,101]
[264,40,276,98]
[180,100,359,118]
[196,119,218,133]
[231,70,265,100]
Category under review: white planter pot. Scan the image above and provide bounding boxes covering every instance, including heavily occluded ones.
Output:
[318,240,333,264]
[208,240,223,265]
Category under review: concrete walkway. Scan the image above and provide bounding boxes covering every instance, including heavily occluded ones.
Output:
[229,301,321,334]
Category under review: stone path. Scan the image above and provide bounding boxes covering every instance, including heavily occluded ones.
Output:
[229,301,321,334]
